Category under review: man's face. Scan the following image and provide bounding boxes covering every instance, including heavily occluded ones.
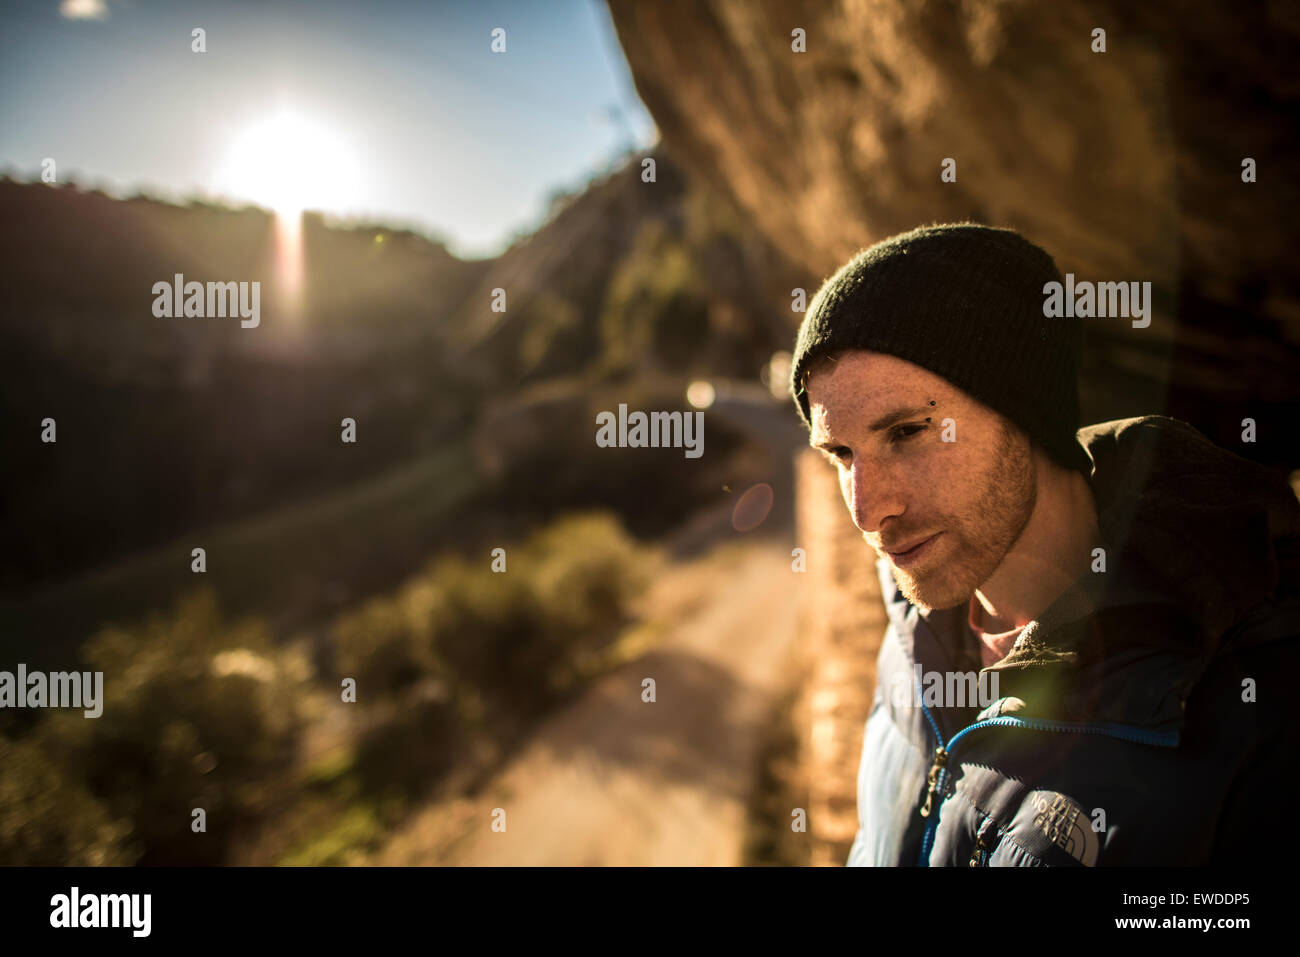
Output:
[805,350,1037,609]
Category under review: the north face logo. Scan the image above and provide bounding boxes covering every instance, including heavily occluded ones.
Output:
[1025,790,1100,866]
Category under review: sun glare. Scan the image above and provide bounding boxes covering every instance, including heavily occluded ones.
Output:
[212,110,358,322]
[213,110,358,216]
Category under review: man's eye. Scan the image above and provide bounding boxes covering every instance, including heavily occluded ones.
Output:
[891,424,926,443]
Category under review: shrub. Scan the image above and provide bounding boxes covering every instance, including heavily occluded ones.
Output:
[0,732,134,865]
[331,578,443,696]
[526,512,650,640]
[431,511,653,716]
[330,511,653,729]
[38,588,304,864]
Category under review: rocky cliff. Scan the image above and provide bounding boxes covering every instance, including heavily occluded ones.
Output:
[608,0,1300,463]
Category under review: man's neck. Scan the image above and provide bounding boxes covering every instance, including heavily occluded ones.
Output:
[973,451,1101,633]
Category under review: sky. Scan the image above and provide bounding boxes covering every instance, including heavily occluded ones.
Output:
[0,0,659,259]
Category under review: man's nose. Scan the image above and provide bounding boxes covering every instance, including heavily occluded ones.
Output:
[843,459,906,535]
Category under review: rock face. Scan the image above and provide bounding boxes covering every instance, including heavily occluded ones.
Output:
[607,0,1300,464]
[793,447,887,866]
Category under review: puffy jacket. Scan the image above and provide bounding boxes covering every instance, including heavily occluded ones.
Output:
[847,415,1300,866]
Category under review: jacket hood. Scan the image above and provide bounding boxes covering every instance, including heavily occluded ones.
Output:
[1080,415,1300,641]
[916,415,1300,733]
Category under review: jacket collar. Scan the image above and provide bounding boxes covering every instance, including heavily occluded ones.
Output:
[894,415,1300,733]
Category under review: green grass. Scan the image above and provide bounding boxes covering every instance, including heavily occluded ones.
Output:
[277,802,390,867]
[301,744,359,790]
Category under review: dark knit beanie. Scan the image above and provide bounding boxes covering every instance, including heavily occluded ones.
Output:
[790,223,1089,474]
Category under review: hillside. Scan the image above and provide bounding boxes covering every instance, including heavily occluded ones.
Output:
[0,152,806,595]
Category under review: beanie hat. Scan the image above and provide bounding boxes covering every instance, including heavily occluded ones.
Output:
[790,223,1089,474]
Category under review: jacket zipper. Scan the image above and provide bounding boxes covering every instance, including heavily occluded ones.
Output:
[913,675,1178,867]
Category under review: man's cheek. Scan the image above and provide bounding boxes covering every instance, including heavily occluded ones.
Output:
[904,461,948,508]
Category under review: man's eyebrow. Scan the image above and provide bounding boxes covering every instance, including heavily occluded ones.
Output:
[810,405,933,450]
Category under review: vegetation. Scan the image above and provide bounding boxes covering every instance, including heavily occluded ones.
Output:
[5,589,306,864]
[0,513,654,865]
[333,511,656,730]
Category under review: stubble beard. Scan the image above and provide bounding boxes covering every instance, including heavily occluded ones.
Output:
[893,425,1038,610]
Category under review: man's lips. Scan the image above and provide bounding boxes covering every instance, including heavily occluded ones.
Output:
[883,532,942,567]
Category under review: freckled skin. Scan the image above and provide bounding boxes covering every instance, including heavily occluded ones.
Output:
[805,350,1037,610]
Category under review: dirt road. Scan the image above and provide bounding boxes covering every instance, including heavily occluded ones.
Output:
[370,534,803,865]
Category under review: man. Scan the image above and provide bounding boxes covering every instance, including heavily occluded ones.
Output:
[790,223,1300,866]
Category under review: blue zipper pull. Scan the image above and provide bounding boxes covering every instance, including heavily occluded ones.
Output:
[919,746,948,818]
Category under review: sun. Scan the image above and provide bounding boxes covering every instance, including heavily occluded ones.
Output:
[211,109,358,321]
[212,110,358,216]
